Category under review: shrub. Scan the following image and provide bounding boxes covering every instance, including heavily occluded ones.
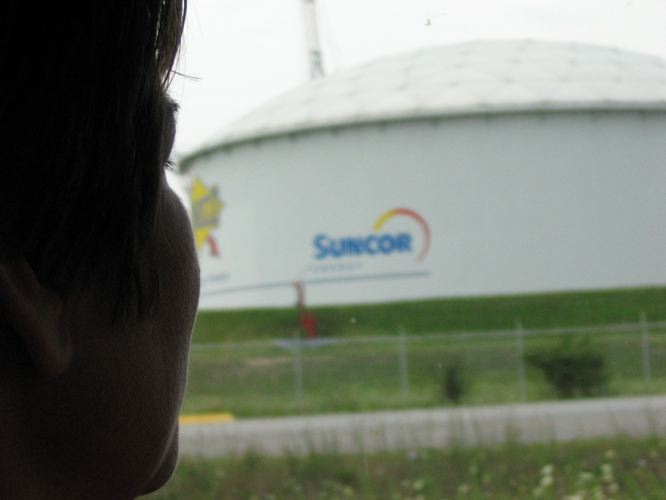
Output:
[525,336,608,398]
[441,360,466,404]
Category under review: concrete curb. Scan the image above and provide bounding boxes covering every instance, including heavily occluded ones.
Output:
[179,395,666,457]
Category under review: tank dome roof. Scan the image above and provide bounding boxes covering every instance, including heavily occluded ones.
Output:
[184,39,666,166]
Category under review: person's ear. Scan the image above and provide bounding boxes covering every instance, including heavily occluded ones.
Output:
[0,258,72,376]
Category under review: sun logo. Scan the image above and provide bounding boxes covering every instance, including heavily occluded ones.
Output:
[190,177,224,256]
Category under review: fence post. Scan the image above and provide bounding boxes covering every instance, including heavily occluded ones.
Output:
[293,330,303,404]
[640,312,651,387]
[515,319,526,402]
[398,327,410,396]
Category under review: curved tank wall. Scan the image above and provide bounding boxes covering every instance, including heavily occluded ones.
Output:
[186,110,666,309]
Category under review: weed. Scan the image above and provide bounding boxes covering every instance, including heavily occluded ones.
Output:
[441,359,466,404]
[149,436,666,499]
[525,336,608,398]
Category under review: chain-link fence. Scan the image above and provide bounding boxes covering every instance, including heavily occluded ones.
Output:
[183,316,666,417]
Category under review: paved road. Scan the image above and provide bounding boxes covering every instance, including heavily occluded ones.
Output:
[180,395,666,457]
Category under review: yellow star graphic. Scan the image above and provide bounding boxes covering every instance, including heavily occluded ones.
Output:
[190,177,224,251]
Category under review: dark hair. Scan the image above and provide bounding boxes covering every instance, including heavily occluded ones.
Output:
[0,2,186,319]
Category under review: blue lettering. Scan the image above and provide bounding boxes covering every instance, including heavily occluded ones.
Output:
[313,232,415,259]
[314,234,330,260]
[379,234,394,253]
[396,233,412,252]
[366,235,378,255]
[330,239,344,257]
[347,238,362,256]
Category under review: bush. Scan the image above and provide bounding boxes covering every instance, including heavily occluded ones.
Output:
[525,336,608,398]
[440,360,466,404]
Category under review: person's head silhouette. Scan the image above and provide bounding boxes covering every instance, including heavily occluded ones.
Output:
[0,2,199,498]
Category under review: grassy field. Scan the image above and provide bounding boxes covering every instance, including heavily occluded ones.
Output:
[182,287,666,417]
[148,435,666,499]
[192,287,666,342]
[183,324,666,416]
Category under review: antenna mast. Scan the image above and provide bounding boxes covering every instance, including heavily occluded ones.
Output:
[302,0,325,79]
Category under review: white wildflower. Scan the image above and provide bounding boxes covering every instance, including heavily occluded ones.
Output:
[593,485,604,500]
[413,478,425,492]
[457,483,470,495]
[540,475,554,488]
[540,464,554,477]
[578,471,594,483]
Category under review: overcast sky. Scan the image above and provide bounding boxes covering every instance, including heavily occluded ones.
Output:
[170,0,666,157]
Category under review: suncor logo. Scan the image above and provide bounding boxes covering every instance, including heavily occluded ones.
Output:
[313,208,431,262]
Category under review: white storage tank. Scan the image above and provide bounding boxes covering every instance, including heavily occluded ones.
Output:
[181,40,666,309]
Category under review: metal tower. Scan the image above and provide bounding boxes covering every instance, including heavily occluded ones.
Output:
[302,0,325,79]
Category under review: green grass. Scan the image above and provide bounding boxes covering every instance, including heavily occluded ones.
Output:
[183,287,666,417]
[193,287,666,342]
[147,435,666,499]
[182,326,666,416]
